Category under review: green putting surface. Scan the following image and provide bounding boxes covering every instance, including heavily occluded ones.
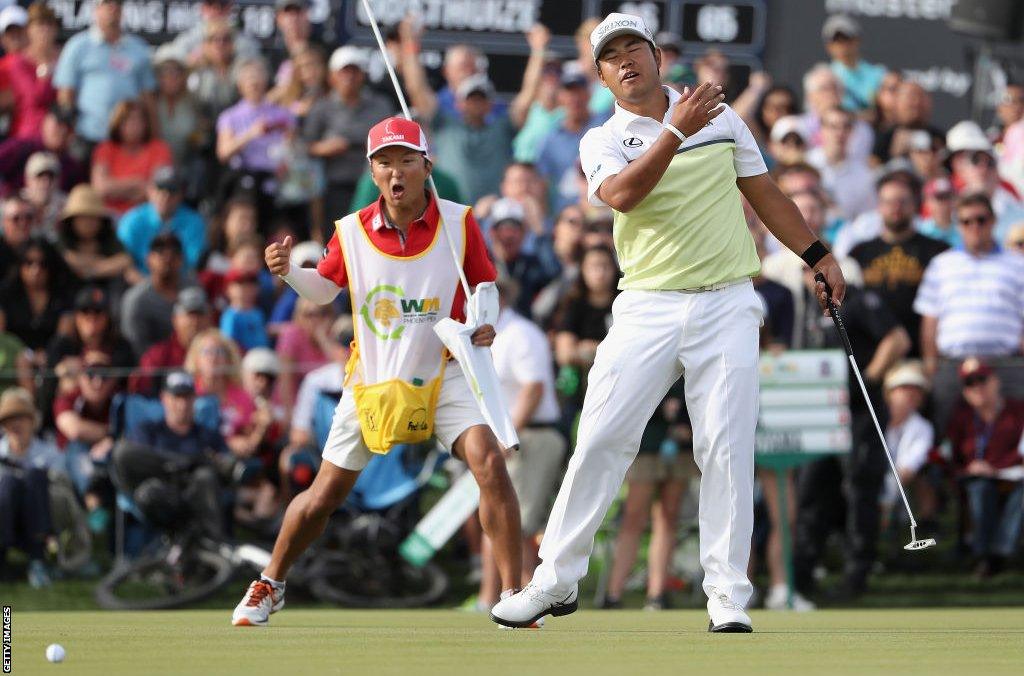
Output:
[7,608,1024,675]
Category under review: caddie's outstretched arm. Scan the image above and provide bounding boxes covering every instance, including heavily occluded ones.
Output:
[265,235,343,305]
[738,173,847,308]
[596,81,724,212]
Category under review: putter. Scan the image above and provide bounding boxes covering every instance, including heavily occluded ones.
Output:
[815,273,937,552]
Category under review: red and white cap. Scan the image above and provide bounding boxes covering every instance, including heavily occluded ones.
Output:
[366,117,429,159]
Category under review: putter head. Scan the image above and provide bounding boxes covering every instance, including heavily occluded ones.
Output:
[904,538,937,551]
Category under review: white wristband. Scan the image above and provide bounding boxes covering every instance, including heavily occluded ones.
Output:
[664,123,687,143]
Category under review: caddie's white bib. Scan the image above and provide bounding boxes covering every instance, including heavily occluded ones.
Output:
[338,198,469,387]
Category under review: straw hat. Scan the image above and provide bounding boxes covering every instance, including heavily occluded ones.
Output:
[0,387,40,427]
[61,185,112,221]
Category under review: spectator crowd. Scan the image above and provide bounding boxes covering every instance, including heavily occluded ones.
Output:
[0,3,1022,611]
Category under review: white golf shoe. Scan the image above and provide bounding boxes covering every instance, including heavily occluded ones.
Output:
[706,587,753,633]
[490,583,578,628]
[232,579,285,627]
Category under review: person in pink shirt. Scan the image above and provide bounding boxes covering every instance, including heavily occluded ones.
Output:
[275,297,332,412]
[185,328,268,461]
[3,4,60,140]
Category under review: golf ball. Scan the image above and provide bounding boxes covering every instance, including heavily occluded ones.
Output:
[45,644,65,663]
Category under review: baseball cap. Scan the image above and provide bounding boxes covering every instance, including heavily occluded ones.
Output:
[821,14,860,41]
[174,287,209,315]
[74,285,109,313]
[163,371,196,396]
[591,13,656,61]
[946,120,993,155]
[770,116,809,144]
[149,231,183,253]
[291,240,323,268]
[884,361,930,392]
[328,45,368,72]
[153,166,184,192]
[25,152,60,178]
[224,267,258,285]
[923,177,954,199]
[490,198,526,227]
[275,0,307,10]
[959,357,994,383]
[242,347,281,375]
[457,74,495,100]
[153,43,187,69]
[366,117,429,159]
[0,5,27,33]
[908,130,934,153]
[560,62,589,89]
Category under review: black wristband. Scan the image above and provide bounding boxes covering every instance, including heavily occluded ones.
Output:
[800,240,830,269]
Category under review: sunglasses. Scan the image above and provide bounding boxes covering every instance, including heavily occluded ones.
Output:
[958,214,992,227]
[1008,239,1024,249]
[82,368,110,382]
[963,373,990,388]
[201,345,229,357]
[968,152,995,168]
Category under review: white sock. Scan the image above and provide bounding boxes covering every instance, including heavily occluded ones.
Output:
[499,588,516,600]
[261,574,286,591]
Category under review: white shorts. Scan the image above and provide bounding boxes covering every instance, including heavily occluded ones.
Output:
[321,361,487,471]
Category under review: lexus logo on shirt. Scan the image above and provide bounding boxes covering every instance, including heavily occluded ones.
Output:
[623,137,644,148]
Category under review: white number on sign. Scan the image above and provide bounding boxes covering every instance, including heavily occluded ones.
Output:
[618,2,661,34]
[696,5,739,43]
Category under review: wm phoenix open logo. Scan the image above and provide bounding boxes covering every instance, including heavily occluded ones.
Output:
[360,284,441,340]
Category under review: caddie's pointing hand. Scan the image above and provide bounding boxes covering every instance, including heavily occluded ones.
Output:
[266,235,293,277]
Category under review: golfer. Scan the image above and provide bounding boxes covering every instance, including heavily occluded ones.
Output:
[233,117,522,626]
[492,13,846,633]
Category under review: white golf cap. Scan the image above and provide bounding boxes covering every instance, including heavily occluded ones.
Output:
[490,198,526,226]
[821,14,861,41]
[946,120,993,155]
[591,13,656,61]
[457,74,495,100]
[884,360,930,392]
[242,347,281,376]
[290,240,323,268]
[329,45,368,72]
[770,115,809,144]
[0,4,27,33]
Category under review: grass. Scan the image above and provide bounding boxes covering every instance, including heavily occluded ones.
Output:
[7,608,1024,675]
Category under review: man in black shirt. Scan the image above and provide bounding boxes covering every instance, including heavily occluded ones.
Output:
[849,173,948,355]
[110,372,228,537]
[792,266,911,599]
[489,200,554,319]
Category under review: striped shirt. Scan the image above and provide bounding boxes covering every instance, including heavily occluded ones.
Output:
[913,248,1024,358]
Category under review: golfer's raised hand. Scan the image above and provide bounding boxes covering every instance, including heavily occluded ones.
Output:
[266,235,292,277]
[670,81,725,137]
[814,255,847,315]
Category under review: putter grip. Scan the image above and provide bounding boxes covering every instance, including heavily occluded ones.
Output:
[814,272,855,357]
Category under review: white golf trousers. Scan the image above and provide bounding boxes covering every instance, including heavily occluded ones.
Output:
[532,281,762,606]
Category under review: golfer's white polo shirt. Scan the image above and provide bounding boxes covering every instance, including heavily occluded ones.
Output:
[580,86,767,290]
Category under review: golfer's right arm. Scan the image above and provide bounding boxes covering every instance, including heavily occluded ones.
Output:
[265,236,343,305]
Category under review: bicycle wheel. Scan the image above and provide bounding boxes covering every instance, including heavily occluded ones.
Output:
[308,549,448,608]
[95,539,236,610]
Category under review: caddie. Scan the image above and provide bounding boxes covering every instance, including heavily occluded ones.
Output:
[492,13,847,633]
[232,116,523,627]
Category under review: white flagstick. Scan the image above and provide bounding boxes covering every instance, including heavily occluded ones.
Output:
[359,0,476,324]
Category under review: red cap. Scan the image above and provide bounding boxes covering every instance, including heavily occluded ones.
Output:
[923,177,953,199]
[224,268,258,285]
[958,357,993,382]
[366,117,429,159]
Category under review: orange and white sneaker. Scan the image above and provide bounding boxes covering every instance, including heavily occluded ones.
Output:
[232,580,285,627]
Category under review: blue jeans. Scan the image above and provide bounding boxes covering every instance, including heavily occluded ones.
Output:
[0,468,53,559]
[964,478,1024,558]
[64,441,96,498]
